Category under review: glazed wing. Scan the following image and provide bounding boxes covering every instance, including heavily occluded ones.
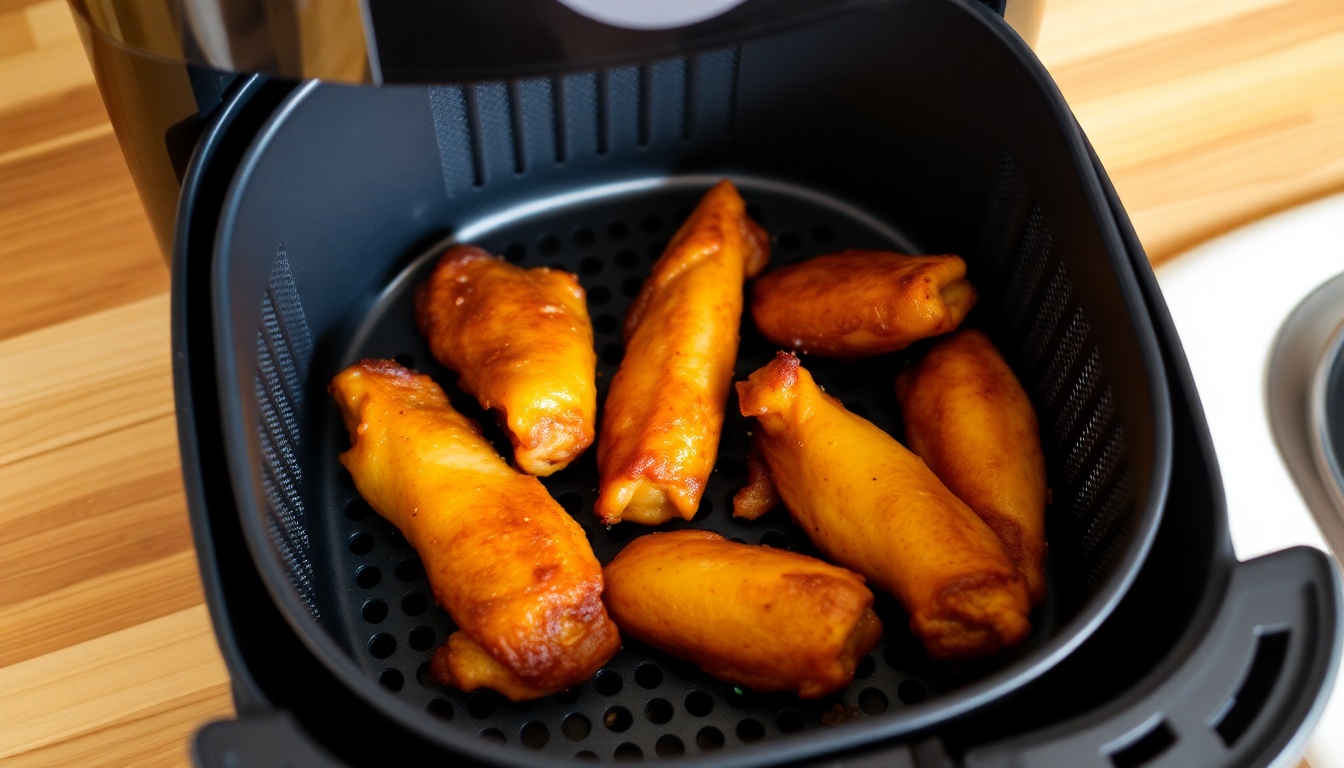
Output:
[415,244,596,476]
[750,250,975,357]
[603,530,882,699]
[732,433,781,521]
[896,329,1049,605]
[737,352,1031,660]
[594,180,770,525]
[330,360,620,700]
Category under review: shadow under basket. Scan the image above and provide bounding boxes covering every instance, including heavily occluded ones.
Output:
[172,1,1340,766]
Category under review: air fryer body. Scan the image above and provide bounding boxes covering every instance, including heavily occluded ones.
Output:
[66,0,1340,765]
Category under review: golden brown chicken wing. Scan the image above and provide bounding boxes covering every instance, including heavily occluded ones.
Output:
[603,530,882,698]
[750,250,976,358]
[330,360,620,700]
[594,180,770,525]
[415,244,596,476]
[896,329,1049,605]
[732,433,780,521]
[737,352,1031,660]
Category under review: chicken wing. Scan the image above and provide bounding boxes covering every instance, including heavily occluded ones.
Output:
[737,352,1031,660]
[594,180,770,525]
[750,250,975,357]
[732,433,780,521]
[415,244,596,476]
[603,530,882,698]
[330,360,620,700]
[896,329,1049,605]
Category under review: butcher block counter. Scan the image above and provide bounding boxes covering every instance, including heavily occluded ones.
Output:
[1,0,1341,766]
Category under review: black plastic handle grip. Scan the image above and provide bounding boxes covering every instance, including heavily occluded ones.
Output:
[194,711,343,768]
[963,546,1342,768]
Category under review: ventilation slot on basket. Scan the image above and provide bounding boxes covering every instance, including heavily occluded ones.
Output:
[1211,629,1290,746]
[428,49,739,197]
[981,152,1135,599]
[255,247,318,617]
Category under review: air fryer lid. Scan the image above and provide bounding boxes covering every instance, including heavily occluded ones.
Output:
[203,0,1172,764]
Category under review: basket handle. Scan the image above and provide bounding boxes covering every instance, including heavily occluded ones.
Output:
[193,710,341,768]
[961,546,1341,768]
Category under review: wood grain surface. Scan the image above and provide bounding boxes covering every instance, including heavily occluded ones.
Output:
[0,0,1340,766]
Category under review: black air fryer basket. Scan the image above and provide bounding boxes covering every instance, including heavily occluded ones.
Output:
[162,1,1341,766]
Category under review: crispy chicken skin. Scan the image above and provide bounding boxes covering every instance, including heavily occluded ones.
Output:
[750,251,976,357]
[603,530,882,698]
[896,329,1049,605]
[330,360,619,700]
[594,180,770,525]
[732,433,781,521]
[737,352,1031,660]
[415,244,596,476]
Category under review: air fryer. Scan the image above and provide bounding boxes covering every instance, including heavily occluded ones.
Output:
[69,1,1342,766]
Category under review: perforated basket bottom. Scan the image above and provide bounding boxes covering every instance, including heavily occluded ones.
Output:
[318,177,1056,763]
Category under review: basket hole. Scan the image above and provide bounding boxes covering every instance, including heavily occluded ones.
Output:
[859,688,888,715]
[811,224,835,244]
[898,679,927,705]
[622,276,644,298]
[832,370,860,392]
[395,557,421,582]
[634,663,663,689]
[595,313,620,335]
[615,248,638,269]
[378,668,404,692]
[696,726,725,751]
[604,706,633,732]
[574,751,599,761]
[348,532,375,555]
[538,234,561,254]
[392,352,415,369]
[607,221,629,241]
[504,242,527,263]
[580,256,604,275]
[1109,719,1176,768]
[594,669,623,696]
[417,661,434,688]
[777,708,805,733]
[614,743,644,762]
[1213,629,1290,747]
[562,713,591,741]
[368,633,395,659]
[427,698,454,721]
[520,721,550,750]
[338,469,356,489]
[640,213,665,233]
[589,285,611,306]
[480,728,505,743]
[409,625,435,651]
[778,232,801,251]
[401,591,429,617]
[884,643,913,671]
[695,497,715,520]
[601,343,624,366]
[655,735,685,758]
[759,530,788,549]
[468,691,498,719]
[685,690,714,717]
[361,599,388,624]
[855,655,876,679]
[716,456,743,479]
[736,718,765,743]
[573,228,597,248]
[354,567,381,591]
[645,698,673,724]
[558,491,585,514]
[343,498,368,521]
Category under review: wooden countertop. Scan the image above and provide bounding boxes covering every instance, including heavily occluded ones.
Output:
[1,0,1340,765]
